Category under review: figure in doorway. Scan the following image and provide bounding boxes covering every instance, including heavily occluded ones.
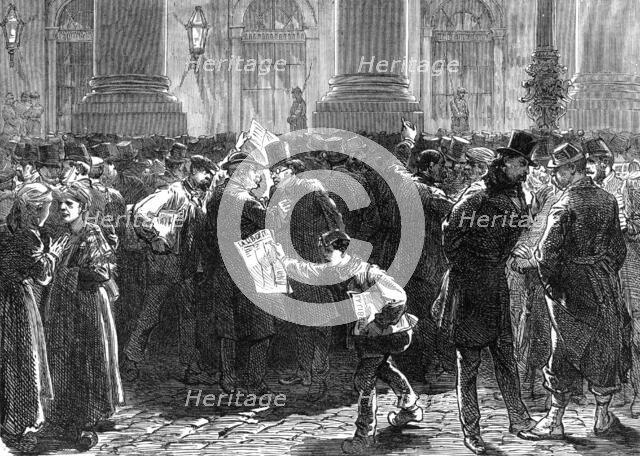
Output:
[287,87,307,131]
[450,87,470,135]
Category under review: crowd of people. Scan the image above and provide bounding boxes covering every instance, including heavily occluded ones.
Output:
[0,121,638,455]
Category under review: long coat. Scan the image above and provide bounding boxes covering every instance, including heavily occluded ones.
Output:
[267,177,344,324]
[536,177,631,387]
[204,178,275,341]
[440,179,531,348]
[0,229,55,436]
[44,223,124,429]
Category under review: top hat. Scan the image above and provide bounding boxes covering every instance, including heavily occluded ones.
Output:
[547,143,585,169]
[265,140,293,170]
[167,142,189,164]
[221,151,266,171]
[37,144,64,167]
[443,136,470,163]
[417,134,442,152]
[582,138,612,158]
[465,147,495,165]
[64,143,91,165]
[496,130,539,165]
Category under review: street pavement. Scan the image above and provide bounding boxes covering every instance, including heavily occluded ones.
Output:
[7,348,640,456]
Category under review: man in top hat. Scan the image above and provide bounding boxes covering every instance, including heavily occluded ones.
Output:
[35,142,65,188]
[519,143,631,441]
[203,151,275,394]
[61,142,92,186]
[442,136,470,198]
[265,139,344,401]
[125,154,219,385]
[441,130,538,454]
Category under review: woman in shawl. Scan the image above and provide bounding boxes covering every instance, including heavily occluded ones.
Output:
[43,183,124,450]
[0,183,67,451]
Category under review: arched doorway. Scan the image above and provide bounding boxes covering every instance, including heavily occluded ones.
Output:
[422,0,506,132]
[45,0,94,133]
[241,0,306,134]
[229,0,318,135]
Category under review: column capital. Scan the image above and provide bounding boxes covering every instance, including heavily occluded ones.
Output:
[45,27,59,41]
[491,28,507,40]
[421,26,433,38]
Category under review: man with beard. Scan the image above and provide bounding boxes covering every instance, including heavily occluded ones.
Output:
[520,143,630,440]
[124,155,218,385]
[266,140,344,402]
[204,152,275,394]
[402,149,455,379]
[441,136,471,199]
[441,131,537,454]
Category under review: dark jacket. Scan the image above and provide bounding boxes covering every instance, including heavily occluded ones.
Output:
[440,178,531,347]
[535,177,631,385]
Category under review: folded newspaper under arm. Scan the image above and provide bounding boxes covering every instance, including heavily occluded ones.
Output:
[348,290,383,336]
[234,229,290,294]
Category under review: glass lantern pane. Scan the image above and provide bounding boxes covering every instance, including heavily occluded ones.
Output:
[192,28,203,48]
[7,21,17,43]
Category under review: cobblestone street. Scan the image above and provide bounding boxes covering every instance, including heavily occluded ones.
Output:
[6,349,640,456]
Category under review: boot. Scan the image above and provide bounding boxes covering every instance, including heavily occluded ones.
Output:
[594,394,621,436]
[220,339,238,394]
[388,392,423,427]
[342,390,377,454]
[518,394,566,441]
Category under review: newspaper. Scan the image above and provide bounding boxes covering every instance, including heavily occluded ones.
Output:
[246,119,279,163]
[348,291,379,336]
[234,229,289,294]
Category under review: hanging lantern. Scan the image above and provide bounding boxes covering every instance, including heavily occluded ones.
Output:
[0,4,24,68]
[186,6,209,73]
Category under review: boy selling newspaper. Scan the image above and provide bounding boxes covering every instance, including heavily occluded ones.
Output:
[270,228,421,455]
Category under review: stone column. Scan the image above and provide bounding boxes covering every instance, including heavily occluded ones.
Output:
[565,0,640,131]
[313,0,423,133]
[492,28,506,131]
[73,0,187,136]
[420,26,433,132]
[45,27,58,133]
[227,25,243,135]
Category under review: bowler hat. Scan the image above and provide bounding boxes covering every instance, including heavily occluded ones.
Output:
[318,228,351,249]
[547,143,585,169]
[221,151,265,171]
[582,138,612,158]
[167,142,189,164]
[496,130,539,165]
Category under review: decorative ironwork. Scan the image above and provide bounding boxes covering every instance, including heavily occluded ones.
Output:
[520,46,572,132]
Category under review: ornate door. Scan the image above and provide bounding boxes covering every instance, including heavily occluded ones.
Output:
[56,0,93,132]
[431,0,494,132]
[241,0,306,134]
